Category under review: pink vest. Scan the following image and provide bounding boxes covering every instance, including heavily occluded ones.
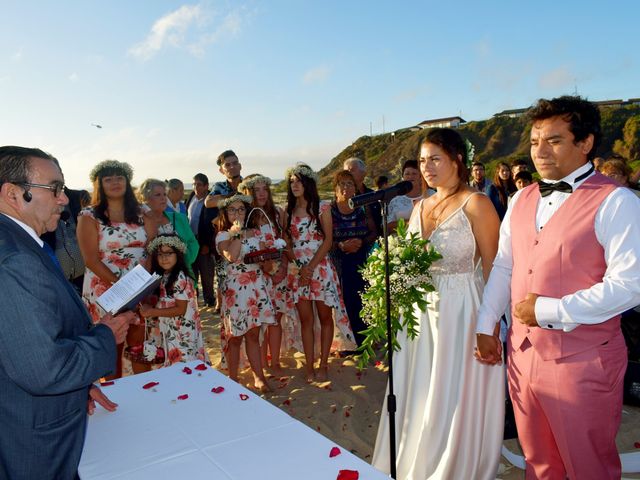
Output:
[510,173,621,360]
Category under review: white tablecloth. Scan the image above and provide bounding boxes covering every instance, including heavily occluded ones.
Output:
[79,361,388,479]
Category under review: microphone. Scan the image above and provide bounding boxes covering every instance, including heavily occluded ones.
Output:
[349,180,413,209]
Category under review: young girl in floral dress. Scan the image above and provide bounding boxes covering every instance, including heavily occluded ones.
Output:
[139,234,206,366]
[284,163,356,382]
[238,174,300,375]
[216,194,276,392]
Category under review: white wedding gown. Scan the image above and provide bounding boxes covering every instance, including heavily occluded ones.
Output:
[372,195,504,479]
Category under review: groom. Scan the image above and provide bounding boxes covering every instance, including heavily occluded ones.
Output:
[476,96,640,479]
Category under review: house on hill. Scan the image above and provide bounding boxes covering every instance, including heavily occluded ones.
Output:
[494,108,528,118]
[417,116,466,129]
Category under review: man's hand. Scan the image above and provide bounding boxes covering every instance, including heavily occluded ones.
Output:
[100,311,138,344]
[514,293,539,327]
[87,385,118,415]
[475,322,502,365]
[341,238,362,254]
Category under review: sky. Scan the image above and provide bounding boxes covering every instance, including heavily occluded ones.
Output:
[1,0,639,189]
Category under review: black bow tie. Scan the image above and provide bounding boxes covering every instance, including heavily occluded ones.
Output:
[538,180,572,197]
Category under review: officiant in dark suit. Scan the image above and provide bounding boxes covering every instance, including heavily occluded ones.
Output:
[0,146,136,479]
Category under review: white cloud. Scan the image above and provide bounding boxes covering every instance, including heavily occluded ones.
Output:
[538,66,574,89]
[68,72,79,82]
[128,4,250,60]
[303,65,331,85]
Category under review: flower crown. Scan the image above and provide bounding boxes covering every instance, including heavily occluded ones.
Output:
[464,139,475,167]
[285,163,318,184]
[218,193,253,210]
[89,160,134,183]
[237,175,272,194]
[147,234,187,254]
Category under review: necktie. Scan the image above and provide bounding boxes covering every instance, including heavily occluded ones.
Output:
[538,180,572,197]
[42,242,62,272]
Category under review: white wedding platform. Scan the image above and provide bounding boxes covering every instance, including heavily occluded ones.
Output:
[79,361,388,479]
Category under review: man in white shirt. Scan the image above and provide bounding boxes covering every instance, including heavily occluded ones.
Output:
[476,96,640,479]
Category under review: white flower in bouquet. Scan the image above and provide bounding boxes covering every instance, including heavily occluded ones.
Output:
[274,238,287,249]
[357,218,442,368]
[143,343,157,362]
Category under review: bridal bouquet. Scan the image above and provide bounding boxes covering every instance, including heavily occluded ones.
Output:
[357,218,441,368]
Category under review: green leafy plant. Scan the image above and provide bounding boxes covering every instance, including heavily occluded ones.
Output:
[356,218,441,369]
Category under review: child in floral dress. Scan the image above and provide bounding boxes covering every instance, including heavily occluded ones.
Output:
[216,194,276,392]
[284,163,356,382]
[139,234,206,366]
[239,174,301,375]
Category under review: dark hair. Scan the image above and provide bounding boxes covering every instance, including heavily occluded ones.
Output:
[241,174,282,236]
[528,95,601,161]
[217,150,237,166]
[90,172,142,226]
[421,128,470,184]
[493,162,517,207]
[514,171,533,183]
[402,159,419,173]
[510,158,529,168]
[193,173,209,185]
[0,146,59,188]
[150,234,193,296]
[216,198,253,232]
[375,175,388,189]
[332,170,357,189]
[285,167,321,235]
[471,161,485,169]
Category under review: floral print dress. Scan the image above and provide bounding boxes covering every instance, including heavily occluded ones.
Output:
[80,207,147,322]
[156,271,206,366]
[289,202,357,352]
[216,230,276,355]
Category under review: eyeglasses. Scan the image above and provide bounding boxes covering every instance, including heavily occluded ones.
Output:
[227,207,246,214]
[19,181,65,197]
[157,251,177,259]
[337,181,355,189]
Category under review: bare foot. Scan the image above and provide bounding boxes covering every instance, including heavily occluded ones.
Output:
[317,364,328,382]
[304,368,316,383]
[254,378,272,393]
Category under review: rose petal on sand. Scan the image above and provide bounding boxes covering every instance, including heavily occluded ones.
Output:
[635,442,640,449]
[337,470,359,480]
[143,382,159,390]
[177,394,189,400]
[283,399,291,406]
[329,447,341,458]
[211,386,225,394]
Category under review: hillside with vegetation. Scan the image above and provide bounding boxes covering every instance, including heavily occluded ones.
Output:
[316,104,640,188]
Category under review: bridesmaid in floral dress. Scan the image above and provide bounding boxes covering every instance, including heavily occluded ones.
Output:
[239,174,301,375]
[215,193,276,392]
[140,234,206,366]
[77,160,156,378]
[284,163,356,382]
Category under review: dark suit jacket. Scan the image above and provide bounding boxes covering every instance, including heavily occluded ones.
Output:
[186,194,214,249]
[0,214,116,479]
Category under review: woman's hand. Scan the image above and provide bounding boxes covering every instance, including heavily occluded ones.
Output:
[299,264,312,286]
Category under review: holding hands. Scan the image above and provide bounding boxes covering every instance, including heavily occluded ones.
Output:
[475,322,502,365]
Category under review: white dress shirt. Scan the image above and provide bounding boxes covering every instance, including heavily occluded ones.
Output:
[476,162,640,335]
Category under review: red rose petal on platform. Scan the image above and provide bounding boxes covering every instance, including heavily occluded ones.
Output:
[177,394,189,400]
[239,393,249,401]
[635,442,640,449]
[143,381,159,390]
[337,470,359,480]
[100,381,114,387]
[211,386,225,394]
[329,447,341,458]
[195,363,208,371]
[182,366,192,375]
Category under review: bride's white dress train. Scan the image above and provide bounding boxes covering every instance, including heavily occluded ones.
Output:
[372,196,505,480]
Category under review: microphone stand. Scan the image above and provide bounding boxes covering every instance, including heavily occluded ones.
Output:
[379,199,397,479]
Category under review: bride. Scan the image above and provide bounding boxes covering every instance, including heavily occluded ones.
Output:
[372,128,504,479]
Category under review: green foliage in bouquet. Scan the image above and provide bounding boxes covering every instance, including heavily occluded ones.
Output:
[357,218,441,369]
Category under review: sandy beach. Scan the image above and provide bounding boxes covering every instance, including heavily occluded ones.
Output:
[199,303,640,479]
